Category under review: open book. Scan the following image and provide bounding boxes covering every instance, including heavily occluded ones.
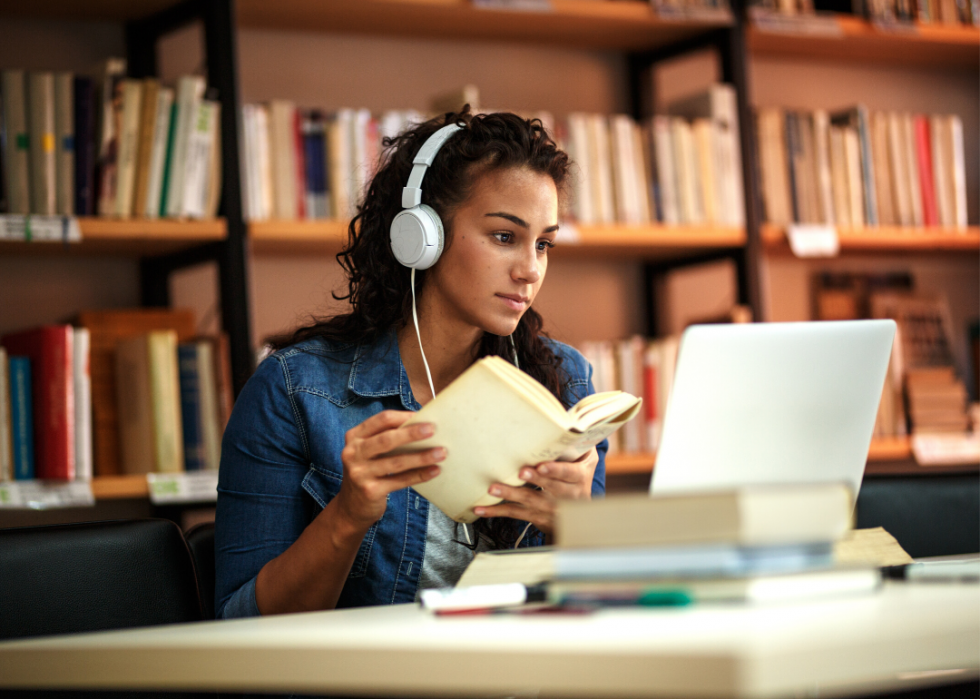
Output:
[400,355,641,523]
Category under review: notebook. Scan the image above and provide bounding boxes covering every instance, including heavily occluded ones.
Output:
[650,320,896,501]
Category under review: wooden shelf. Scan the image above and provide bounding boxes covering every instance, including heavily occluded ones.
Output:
[604,436,977,476]
[0,217,226,256]
[90,474,150,500]
[749,15,980,69]
[249,219,745,260]
[0,0,182,22]
[761,223,980,254]
[235,0,732,51]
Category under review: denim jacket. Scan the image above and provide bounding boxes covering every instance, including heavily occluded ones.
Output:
[214,330,606,618]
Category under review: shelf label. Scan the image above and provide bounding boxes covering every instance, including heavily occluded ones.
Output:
[473,0,553,12]
[147,471,219,504]
[0,481,95,509]
[911,433,980,466]
[0,215,82,243]
[749,9,844,36]
[788,224,839,258]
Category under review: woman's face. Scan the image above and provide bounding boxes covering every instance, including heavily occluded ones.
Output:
[423,166,559,338]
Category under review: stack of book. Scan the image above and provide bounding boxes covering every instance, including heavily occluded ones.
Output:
[755,106,968,229]
[0,311,232,483]
[436,484,880,612]
[905,367,970,434]
[0,63,221,220]
[749,0,979,25]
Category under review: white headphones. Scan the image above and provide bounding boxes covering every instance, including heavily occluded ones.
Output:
[389,123,463,270]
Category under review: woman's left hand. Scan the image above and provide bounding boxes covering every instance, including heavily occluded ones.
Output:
[473,448,599,537]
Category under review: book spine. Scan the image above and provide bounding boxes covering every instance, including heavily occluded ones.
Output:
[0,348,12,481]
[294,108,307,220]
[8,357,34,480]
[2,70,31,214]
[145,88,174,220]
[73,327,92,482]
[784,111,801,224]
[158,100,180,217]
[182,100,216,219]
[115,79,143,218]
[929,115,953,228]
[132,78,160,218]
[148,331,184,473]
[165,75,205,218]
[72,76,96,216]
[28,72,56,216]
[948,114,967,228]
[96,71,124,217]
[177,343,205,471]
[913,116,938,227]
[54,72,74,216]
[197,341,222,470]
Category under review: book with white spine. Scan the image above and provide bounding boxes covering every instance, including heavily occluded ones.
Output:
[948,114,967,229]
[2,70,31,214]
[144,87,174,220]
[28,71,56,216]
[165,75,206,217]
[115,79,143,218]
[651,116,679,225]
[182,99,217,219]
[54,72,74,216]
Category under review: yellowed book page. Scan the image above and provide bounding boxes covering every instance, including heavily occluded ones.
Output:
[455,549,555,588]
[834,527,913,567]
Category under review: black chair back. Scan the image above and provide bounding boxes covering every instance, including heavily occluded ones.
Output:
[0,518,204,641]
[185,521,216,620]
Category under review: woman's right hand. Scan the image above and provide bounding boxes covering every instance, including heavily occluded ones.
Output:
[335,410,445,530]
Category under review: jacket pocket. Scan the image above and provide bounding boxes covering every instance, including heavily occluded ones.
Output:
[301,467,378,579]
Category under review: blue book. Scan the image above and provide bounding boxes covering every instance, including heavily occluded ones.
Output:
[8,356,34,480]
[177,344,205,471]
[553,542,835,581]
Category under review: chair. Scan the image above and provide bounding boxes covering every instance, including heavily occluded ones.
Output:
[0,518,205,641]
[185,521,216,620]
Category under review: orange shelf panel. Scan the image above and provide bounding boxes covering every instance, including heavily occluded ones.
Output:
[762,223,980,254]
[236,0,731,51]
[91,474,149,500]
[0,217,226,256]
[749,15,980,68]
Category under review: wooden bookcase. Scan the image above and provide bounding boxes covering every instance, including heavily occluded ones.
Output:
[0,0,976,509]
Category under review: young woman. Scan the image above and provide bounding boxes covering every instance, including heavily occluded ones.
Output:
[215,110,606,617]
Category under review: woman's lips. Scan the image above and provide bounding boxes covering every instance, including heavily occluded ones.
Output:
[496,293,529,311]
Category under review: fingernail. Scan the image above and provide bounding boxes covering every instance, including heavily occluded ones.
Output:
[474,508,486,516]
[433,447,447,460]
[538,465,549,475]
[521,469,533,480]
[428,466,441,477]
[420,423,435,437]
[489,486,501,496]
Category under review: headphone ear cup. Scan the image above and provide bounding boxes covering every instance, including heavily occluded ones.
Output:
[390,204,444,270]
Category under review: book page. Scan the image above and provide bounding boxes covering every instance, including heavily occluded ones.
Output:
[834,527,913,567]
[455,548,555,588]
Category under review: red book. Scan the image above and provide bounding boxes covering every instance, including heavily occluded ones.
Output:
[293,109,306,220]
[1,325,75,480]
[913,116,938,228]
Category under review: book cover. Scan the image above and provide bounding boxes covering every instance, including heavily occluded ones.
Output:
[73,327,93,482]
[929,115,953,228]
[842,126,866,227]
[830,106,878,226]
[783,110,802,223]
[901,113,923,227]
[1,325,74,480]
[398,356,641,523]
[588,114,615,225]
[75,308,196,476]
[692,118,718,224]
[204,101,222,219]
[182,99,217,219]
[556,484,853,550]
[94,59,126,217]
[566,113,594,224]
[869,111,895,226]
[53,72,74,216]
[27,71,56,216]
[651,116,679,225]
[947,114,967,228]
[0,347,12,481]
[327,109,352,220]
[8,356,34,480]
[269,100,298,220]
[828,125,851,226]
[293,106,306,220]
[886,112,912,227]
[72,75,96,216]
[1,70,31,214]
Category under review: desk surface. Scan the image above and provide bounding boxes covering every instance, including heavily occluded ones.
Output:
[0,582,977,698]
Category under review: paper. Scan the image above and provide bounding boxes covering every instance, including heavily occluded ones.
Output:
[147,471,219,504]
[0,481,94,509]
[788,224,839,258]
[456,548,555,588]
[911,433,980,466]
[834,527,913,567]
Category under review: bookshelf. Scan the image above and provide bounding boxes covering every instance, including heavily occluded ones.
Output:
[0,218,226,256]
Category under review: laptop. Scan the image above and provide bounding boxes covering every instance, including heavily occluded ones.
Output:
[649,319,896,501]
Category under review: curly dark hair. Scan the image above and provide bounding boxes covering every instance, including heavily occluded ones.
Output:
[271,108,573,549]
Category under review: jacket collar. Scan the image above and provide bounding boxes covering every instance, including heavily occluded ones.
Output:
[348,328,420,410]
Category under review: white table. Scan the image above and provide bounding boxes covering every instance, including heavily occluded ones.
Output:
[0,582,977,698]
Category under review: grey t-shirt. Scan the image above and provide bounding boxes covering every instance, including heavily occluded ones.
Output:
[416,504,492,599]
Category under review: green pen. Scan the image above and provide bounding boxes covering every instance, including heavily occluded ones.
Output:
[636,589,693,607]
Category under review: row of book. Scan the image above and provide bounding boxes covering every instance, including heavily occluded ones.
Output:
[563,85,745,227]
[756,106,968,229]
[749,0,980,25]
[0,63,221,220]
[0,312,232,482]
[240,83,745,229]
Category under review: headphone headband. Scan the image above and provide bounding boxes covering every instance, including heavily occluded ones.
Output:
[401,123,463,208]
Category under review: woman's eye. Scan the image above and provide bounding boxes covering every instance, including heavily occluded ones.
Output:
[537,240,555,252]
[493,232,514,244]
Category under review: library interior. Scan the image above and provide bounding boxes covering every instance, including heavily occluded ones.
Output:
[0,0,977,697]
